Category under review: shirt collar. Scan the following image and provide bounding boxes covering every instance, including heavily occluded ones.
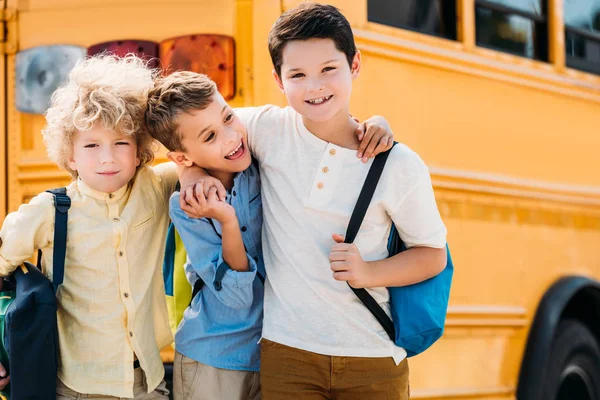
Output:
[76,178,129,202]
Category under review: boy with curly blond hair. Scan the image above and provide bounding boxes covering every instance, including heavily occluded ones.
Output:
[0,54,177,399]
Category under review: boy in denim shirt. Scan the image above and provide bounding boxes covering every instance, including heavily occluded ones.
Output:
[145,71,264,399]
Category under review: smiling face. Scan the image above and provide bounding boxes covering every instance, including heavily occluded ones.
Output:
[168,92,251,188]
[68,124,140,193]
[274,38,360,125]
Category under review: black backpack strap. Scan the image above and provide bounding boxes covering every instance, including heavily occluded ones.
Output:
[45,188,71,293]
[344,145,396,342]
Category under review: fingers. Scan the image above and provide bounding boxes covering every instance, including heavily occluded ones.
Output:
[361,128,386,162]
[374,136,392,155]
[331,233,345,243]
[356,123,370,158]
[332,271,352,282]
[355,123,365,142]
[205,186,220,205]
[209,179,227,201]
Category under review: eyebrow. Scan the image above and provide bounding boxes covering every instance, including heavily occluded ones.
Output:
[286,59,340,73]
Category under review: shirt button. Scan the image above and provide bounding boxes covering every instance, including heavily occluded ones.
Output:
[329,149,336,156]
[233,190,237,196]
[108,193,114,199]
[129,331,133,337]
[119,251,124,257]
[241,226,247,232]
[317,182,324,189]
[123,292,129,298]
[113,217,120,222]
[322,166,329,173]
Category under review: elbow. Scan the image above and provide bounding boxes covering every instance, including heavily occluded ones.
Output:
[431,247,447,276]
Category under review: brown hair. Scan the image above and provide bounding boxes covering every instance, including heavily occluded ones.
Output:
[268,3,357,76]
[145,71,217,152]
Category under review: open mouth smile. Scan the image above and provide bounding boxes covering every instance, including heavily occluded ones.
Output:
[305,95,333,105]
[225,141,245,160]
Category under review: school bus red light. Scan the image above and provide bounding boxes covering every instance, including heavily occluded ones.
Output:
[159,34,235,100]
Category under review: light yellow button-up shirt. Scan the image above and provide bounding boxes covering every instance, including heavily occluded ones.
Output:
[0,163,178,397]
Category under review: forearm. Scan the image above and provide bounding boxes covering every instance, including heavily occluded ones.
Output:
[221,220,249,271]
[367,247,447,287]
[176,164,209,187]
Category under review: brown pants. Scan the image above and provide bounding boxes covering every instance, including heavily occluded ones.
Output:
[56,368,169,399]
[260,339,409,400]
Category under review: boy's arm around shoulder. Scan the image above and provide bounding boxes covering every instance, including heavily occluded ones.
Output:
[0,192,55,277]
[169,193,258,309]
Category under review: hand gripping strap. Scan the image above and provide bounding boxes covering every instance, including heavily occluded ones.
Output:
[344,145,396,342]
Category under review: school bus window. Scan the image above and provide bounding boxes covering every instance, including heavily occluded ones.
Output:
[564,0,600,75]
[475,0,548,61]
[367,0,457,40]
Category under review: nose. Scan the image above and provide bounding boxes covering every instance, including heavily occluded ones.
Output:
[100,145,116,164]
[307,77,324,93]
[223,127,238,145]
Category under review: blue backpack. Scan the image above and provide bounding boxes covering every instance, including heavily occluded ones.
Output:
[345,146,454,357]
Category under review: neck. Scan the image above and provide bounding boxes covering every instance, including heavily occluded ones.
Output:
[302,108,360,149]
[207,170,235,190]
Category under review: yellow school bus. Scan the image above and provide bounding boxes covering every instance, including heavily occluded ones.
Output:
[1,0,599,399]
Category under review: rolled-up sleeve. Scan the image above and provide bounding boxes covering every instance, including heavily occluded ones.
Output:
[169,194,257,309]
[0,192,54,276]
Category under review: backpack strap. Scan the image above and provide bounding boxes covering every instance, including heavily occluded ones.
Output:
[344,144,397,342]
[45,188,71,293]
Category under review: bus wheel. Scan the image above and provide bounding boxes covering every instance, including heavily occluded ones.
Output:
[543,319,600,400]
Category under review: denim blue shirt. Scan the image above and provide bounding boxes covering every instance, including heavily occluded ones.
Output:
[169,162,264,371]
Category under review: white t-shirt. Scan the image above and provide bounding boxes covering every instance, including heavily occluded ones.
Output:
[237,105,447,364]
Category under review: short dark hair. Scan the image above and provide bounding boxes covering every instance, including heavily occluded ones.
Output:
[268,3,357,76]
[145,71,217,152]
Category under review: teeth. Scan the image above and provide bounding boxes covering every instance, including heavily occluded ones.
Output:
[307,95,331,104]
[227,142,242,157]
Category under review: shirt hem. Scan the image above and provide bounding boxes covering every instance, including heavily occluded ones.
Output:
[176,346,260,372]
[261,332,407,365]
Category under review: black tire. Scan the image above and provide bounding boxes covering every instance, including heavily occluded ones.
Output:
[542,319,600,400]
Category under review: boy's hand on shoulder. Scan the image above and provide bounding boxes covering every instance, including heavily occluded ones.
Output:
[181,183,236,224]
[356,115,394,163]
[180,177,227,219]
[329,234,373,288]
[0,362,9,390]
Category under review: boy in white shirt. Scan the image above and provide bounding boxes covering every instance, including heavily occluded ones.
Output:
[182,3,448,399]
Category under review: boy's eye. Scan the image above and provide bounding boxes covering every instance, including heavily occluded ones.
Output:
[323,66,336,72]
[84,144,97,149]
[204,132,215,142]
[291,73,304,79]
[224,113,233,123]
[116,141,130,145]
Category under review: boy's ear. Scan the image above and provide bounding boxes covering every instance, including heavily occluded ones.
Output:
[351,50,361,79]
[167,151,194,168]
[272,69,285,94]
[67,156,77,172]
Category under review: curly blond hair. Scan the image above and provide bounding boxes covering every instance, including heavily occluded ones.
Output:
[42,54,158,179]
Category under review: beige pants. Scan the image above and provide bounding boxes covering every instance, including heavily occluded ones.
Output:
[56,367,169,400]
[173,351,261,400]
